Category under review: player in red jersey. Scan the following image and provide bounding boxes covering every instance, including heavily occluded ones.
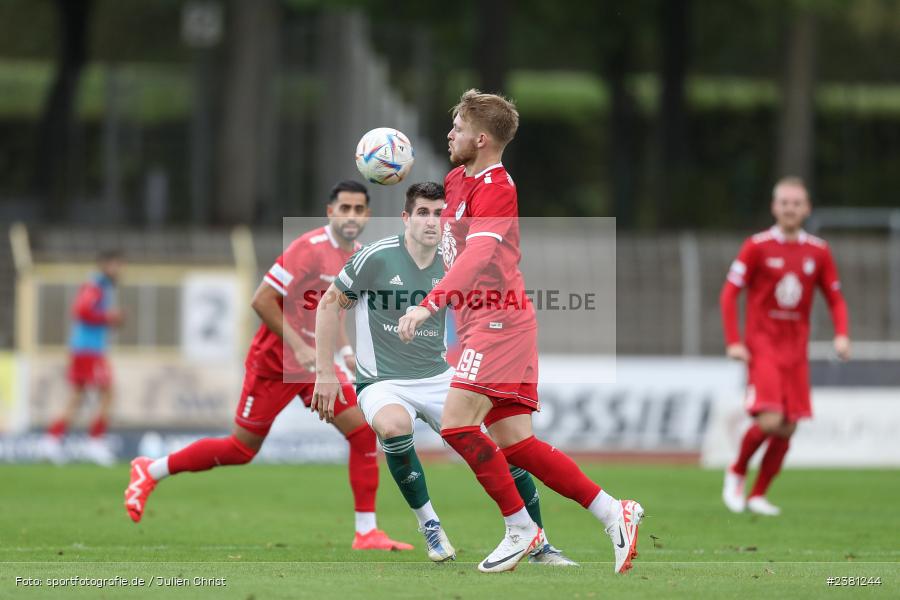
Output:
[720,177,850,516]
[42,250,124,466]
[397,90,643,574]
[125,181,411,551]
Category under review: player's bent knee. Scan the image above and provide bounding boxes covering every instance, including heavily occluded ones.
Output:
[232,425,266,453]
[755,412,783,434]
[371,404,414,439]
[777,422,797,438]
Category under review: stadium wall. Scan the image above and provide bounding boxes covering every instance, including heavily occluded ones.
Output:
[3,355,896,467]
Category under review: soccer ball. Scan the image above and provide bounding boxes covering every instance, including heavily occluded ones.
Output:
[355,127,415,185]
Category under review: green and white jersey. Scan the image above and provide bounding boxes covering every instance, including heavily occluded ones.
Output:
[335,233,449,392]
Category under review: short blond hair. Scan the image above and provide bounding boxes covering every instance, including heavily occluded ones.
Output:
[772,176,808,198]
[452,89,519,146]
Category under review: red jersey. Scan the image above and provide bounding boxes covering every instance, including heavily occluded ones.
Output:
[720,226,849,365]
[423,163,536,338]
[245,225,358,378]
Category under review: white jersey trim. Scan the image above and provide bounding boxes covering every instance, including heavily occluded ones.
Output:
[263,274,287,296]
[323,225,339,248]
[465,231,503,243]
[355,294,377,377]
[352,237,400,273]
[268,263,294,286]
[473,162,504,179]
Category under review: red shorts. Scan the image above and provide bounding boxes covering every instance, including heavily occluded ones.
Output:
[68,354,112,389]
[745,357,811,421]
[234,364,358,436]
[450,326,539,425]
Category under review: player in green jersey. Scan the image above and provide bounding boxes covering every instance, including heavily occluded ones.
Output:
[312,182,576,565]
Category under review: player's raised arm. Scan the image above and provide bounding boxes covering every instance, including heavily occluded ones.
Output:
[250,280,315,371]
[311,282,350,422]
[819,244,851,360]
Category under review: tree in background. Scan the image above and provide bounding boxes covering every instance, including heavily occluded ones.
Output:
[217,0,281,224]
[776,2,818,184]
[33,0,92,219]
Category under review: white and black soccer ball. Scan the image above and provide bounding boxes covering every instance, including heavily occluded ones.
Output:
[355,127,415,185]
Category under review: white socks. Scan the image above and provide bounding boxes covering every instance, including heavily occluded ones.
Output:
[355,511,377,534]
[412,500,439,527]
[148,457,170,481]
[503,506,533,528]
[588,490,621,529]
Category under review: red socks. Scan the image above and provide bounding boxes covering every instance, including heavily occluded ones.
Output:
[749,435,790,498]
[731,423,768,476]
[345,424,379,513]
[89,416,107,438]
[168,435,257,474]
[47,417,106,438]
[47,419,67,438]
[502,436,601,508]
[441,426,525,517]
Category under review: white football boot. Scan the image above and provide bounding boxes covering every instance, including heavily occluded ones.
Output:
[605,499,644,574]
[86,437,116,467]
[39,434,67,466]
[419,520,456,562]
[477,522,542,573]
[747,496,781,516]
[722,469,747,513]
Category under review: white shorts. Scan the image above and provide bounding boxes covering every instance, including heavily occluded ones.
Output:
[357,368,453,435]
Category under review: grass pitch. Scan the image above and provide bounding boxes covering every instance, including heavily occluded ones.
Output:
[1,463,897,599]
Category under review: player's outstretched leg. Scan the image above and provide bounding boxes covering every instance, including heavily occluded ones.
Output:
[509,467,578,566]
[499,429,643,574]
[382,433,454,561]
[124,431,258,523]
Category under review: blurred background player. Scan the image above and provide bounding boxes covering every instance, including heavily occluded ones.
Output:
[42,250,124,466]
[398,90,643,574]
[720,177,850,516]
[313,181,577,565]
[125,181,411,551]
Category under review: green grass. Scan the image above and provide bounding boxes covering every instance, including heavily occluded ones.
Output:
[0,464,897,598]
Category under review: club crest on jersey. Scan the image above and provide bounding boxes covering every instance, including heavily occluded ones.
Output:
[775,272,803,309]
[765,257,785,269]
[455,201,466,221]
[441,222,457,269]
[803,258,816,275]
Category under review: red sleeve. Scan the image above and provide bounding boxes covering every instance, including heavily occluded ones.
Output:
[420,182,514,312]
[818,245,849,336]
[265,240,312,297]
[422,236,501,312]
[72,283,108,325]
[719,239,756,346]
[720,282,742,346]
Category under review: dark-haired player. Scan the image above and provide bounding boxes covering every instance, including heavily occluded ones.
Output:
[125,181,410,551]
[42,250,124,466]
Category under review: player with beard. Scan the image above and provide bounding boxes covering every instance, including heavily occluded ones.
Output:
[397,90,643,573]
[313,182,578,566]
[124,181,411,552]
[721,177,850,516]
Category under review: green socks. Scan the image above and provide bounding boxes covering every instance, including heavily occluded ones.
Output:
[382,434,431,510]
[510,466,543,528]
